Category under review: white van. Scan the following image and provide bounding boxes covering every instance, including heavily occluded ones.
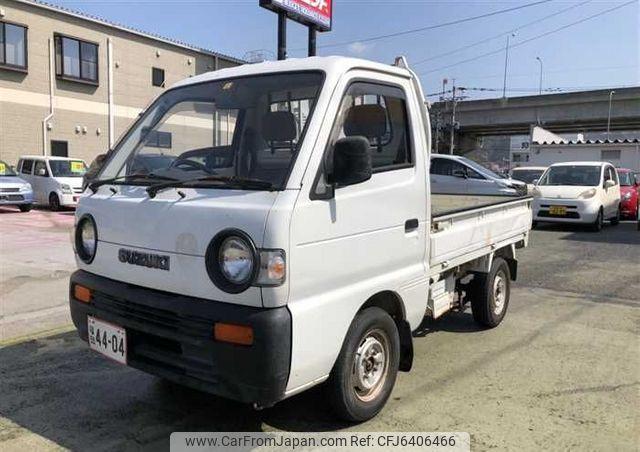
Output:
[17,156,87,210]
[532,161,621,231]
[69,57,532,421]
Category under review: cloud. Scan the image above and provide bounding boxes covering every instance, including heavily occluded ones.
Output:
[347,41,368,55]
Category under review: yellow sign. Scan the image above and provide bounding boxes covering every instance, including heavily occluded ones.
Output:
[0,162,6,174]
[70,161,85,173]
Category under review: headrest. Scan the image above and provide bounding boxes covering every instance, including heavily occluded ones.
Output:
[344,104,387,139]
[262,111,297,142]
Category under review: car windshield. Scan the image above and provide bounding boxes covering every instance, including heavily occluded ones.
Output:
[50,160,88,177]
[511,169,544,184]
[618,172,635,186]
[460,157,504,179]
[538,165,601,186]
[0,160,18,177]
[97,72,324,190]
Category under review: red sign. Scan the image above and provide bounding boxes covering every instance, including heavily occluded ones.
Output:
[260,0,332,31]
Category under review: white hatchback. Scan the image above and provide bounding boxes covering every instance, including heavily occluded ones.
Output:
[16,156,87,210]
[532,161,621,231]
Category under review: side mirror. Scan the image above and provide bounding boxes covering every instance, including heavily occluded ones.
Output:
[604,179,616,189]
[37,168,47,177]
[329,136,372,188]
[532,179,539,185]
[452,169,467,179]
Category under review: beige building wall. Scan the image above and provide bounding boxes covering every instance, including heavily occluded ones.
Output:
[0,0,241,165]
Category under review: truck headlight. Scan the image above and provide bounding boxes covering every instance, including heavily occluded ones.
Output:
[75,215,98,263]
[578,188,596,199]
[61,184,73,194]
[206,230,257,293]
[19,184,31,192]
[622,192,632,200]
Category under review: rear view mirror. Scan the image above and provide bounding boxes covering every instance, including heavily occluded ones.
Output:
[604,179,616,189]
[330,136,372,188]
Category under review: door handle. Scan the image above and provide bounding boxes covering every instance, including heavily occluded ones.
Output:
[405,218,419,232]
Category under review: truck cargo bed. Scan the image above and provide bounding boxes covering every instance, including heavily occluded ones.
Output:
[429,194,532,274]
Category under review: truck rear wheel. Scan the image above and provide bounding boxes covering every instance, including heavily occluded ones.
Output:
[327,307,399,422]
[469,257,511,328]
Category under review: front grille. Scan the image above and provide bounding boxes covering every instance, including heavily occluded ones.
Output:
[0,194,24,201]
[539,210,580,219]
[0,188,19,193]
[73,187,84,194]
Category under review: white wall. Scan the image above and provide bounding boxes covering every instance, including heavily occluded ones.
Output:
[528,145,640,171]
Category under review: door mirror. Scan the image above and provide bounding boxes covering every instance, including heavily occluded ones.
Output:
[604,179,616,189]
[532,179,539,185]
[329,136,372,188]
[452,168,467,179]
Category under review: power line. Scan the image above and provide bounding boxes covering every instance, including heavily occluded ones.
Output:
[412,0,592,66]
[292,0,554,50]
[419,0,637,76]
[425,84,637,98]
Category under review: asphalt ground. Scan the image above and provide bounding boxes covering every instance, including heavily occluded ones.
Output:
[0,208,638,451]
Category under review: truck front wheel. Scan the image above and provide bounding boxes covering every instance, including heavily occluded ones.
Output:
[327,307,400,422]
[469,257,511,328]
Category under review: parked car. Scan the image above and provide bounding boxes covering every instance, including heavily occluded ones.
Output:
[0,159,33,212]
[17,156,87,211]
[431,154,527,196]
[532,161,621,231]
[510,166,547,194]
[617,168,639,220]
[83,153,176,189]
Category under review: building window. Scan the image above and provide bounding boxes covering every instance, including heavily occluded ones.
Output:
[0,21,28,71]
[51,140,69,157]
[152,67,165,87]
[601,149,621,162]
[142,129,172,148]
[55,34,98,84]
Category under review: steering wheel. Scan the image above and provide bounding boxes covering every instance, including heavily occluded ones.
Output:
[169,158,214,174]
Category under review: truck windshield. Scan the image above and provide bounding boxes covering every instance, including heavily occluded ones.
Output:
[0,160,17,177]
[538,166,601,186]
[97,71,324,190]
[50,160,87,177]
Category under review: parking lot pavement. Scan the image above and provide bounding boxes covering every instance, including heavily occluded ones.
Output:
[0,222,638,451]
[0,207,75,342]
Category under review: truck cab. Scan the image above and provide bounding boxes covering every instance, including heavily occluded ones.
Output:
[69,57,531,421]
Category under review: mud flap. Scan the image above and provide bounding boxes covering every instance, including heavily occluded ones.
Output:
[398,320,413,372]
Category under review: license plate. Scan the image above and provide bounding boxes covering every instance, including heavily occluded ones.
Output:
[549,206,567,216]
[88,316,127,364]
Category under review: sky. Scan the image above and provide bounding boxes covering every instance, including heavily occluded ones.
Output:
[44,0,639,100]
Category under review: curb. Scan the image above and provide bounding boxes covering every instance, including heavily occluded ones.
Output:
[0,324,76,348]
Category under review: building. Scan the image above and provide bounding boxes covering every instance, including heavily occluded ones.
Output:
[510,126,640,171]
[0,0,243,165]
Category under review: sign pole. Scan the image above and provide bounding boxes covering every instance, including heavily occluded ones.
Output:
[308,25,317,57]
[277,11,287,60]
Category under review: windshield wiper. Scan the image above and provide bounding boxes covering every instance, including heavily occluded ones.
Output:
[89,173,179,193]
[146,175,275,198]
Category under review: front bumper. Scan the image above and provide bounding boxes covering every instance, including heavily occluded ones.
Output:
[621,197,638,219]
[0,191,33,205]
[60,192,81,206]
[532,197,600,223]
[69,270,292,406]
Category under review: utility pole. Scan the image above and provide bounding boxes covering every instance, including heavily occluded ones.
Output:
[277,12,287,60]
[449,81,457,154]
[502,33,515,98]
[536,56,543,95]
[607,90,615,140]
[435,78,447,154]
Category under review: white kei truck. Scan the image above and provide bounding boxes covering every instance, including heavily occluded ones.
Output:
[69,56,532,422]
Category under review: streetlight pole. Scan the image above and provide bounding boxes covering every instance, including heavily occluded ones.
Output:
[607,90,615,140]
[536,56,543,95]
[502,33,515,98]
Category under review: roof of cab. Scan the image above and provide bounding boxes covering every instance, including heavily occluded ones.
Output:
[549,161,606,167]
[171,56,412,89]
[19,155,86,161]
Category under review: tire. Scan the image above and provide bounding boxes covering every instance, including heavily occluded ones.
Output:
[18,204,32,212]
[468,257,511,328]
[590,208,603,232]
[327,307,400,422]
[49,193,61,211]
[610,205,620,226]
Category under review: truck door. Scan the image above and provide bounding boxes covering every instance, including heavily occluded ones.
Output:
[287,75,428,389]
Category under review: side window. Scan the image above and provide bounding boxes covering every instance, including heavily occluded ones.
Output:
[466,167,484,179]
[21,159,33,175]
[331,82,412,171]
[610,167,618,184]
[34,161,49,177]
[430,158,466,177]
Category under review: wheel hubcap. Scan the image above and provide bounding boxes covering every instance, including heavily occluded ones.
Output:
[352,329,389,402]
[493,271,507,315]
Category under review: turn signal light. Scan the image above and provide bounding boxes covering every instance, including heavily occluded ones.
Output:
[214,323,254,346]
[74,284,92,303]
